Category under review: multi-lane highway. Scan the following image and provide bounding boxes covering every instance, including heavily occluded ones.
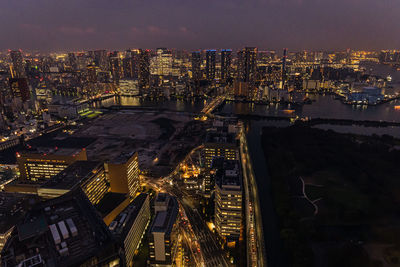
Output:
[239,124,268,267]
[167,184,230,267]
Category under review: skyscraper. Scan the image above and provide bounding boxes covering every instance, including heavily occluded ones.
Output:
[221,49,232,83]
[148,193,179,266]
[138,49,151,90]
[237,47,257,83]
[67,52,78,71]
[9,78,30,102]
[191,51,202,82]
[206,50,216,81]
[107,152,140,197]
[123,49,139,79]
[9,50,26,78]
[214,160,242,244]
[109,51,121,85]
[154,48,173,76]
[282,48,288,89]
[94,50,109,71]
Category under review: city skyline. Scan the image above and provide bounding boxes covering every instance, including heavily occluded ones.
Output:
[1,0,400,52]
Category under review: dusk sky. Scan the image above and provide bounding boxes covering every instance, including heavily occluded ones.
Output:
[1,0,400,52]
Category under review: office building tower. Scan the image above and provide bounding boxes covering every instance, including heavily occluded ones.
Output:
[149,193,179,267]
[109,52,121,85]
[154,48,173,76]
[1,190,120,267]
[191,51,202,82]
[138,49,151,90]
[204,131,238,168]
[123,50,139,79]
[214,160,242,243]
[106,152,140,197]
[203,126,238,197]
[67,52,78,71]
[221,49,232,83]
[110,193,151,266]
[94,50,109,71]
[17,146,88,181]
[237,47,257,82]
[282,48,288,89]
[38,161,109,205]
[206,50,216,81]
[87,65,98,83]
[9,78,30,102]
[9,50,26,78]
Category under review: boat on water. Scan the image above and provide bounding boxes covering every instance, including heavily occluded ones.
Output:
[394,105,400,110]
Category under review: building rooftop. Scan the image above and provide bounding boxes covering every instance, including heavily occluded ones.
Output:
[39,161,103,190]
[1,190,116,267]
[0,192,38,234]
[150,195,178,234]
[109,193,148,240]
[205,131,237,145]
[215,160,242,189]
[95,192,128,217]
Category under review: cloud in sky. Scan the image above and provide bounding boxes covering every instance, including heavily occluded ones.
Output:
[1,0,400,52]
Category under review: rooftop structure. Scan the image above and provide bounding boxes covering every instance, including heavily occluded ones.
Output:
[149,194,179,266]
[110,193,151,266]
[214,160,243,242]
[38,161,109,205]
[1,190,120,267]
[0,193,38,253]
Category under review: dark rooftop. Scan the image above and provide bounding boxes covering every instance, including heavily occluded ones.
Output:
[215,159,242,188]
[0,192,38,234]
[205,131,237,145]
[110,193,148,241]
[150,195,178,234]
[95,192,128,217]
[1,190,116,267]
[40,161,103,190]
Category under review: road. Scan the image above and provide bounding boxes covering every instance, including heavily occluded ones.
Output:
[166,184,230,267]
[239,124,268,267]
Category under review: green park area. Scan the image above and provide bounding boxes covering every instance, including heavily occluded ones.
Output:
[262,126,400,267]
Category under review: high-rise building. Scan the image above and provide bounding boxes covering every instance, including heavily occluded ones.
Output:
[17,147,88,182]
[221,49,232,83]
[94,50,109,71]
[148,193,179,267]
[37,161,109,205]
[214,160,242,243]
[206,50,216,81]
[138,49,151,90]
[110,193,151,266]
[153,48,173,76]
[9,50,25,78]
[204,131,238,168]
[109,52,121,85]
[67,52,78,71]
[123,50,139,79]
[191,51,202,82]
[106,152,140,197]
[237,47,257,83]
[86,65,98,83]
[9,78,30,102]
[282,48,288,89]
[203,126,238,197]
